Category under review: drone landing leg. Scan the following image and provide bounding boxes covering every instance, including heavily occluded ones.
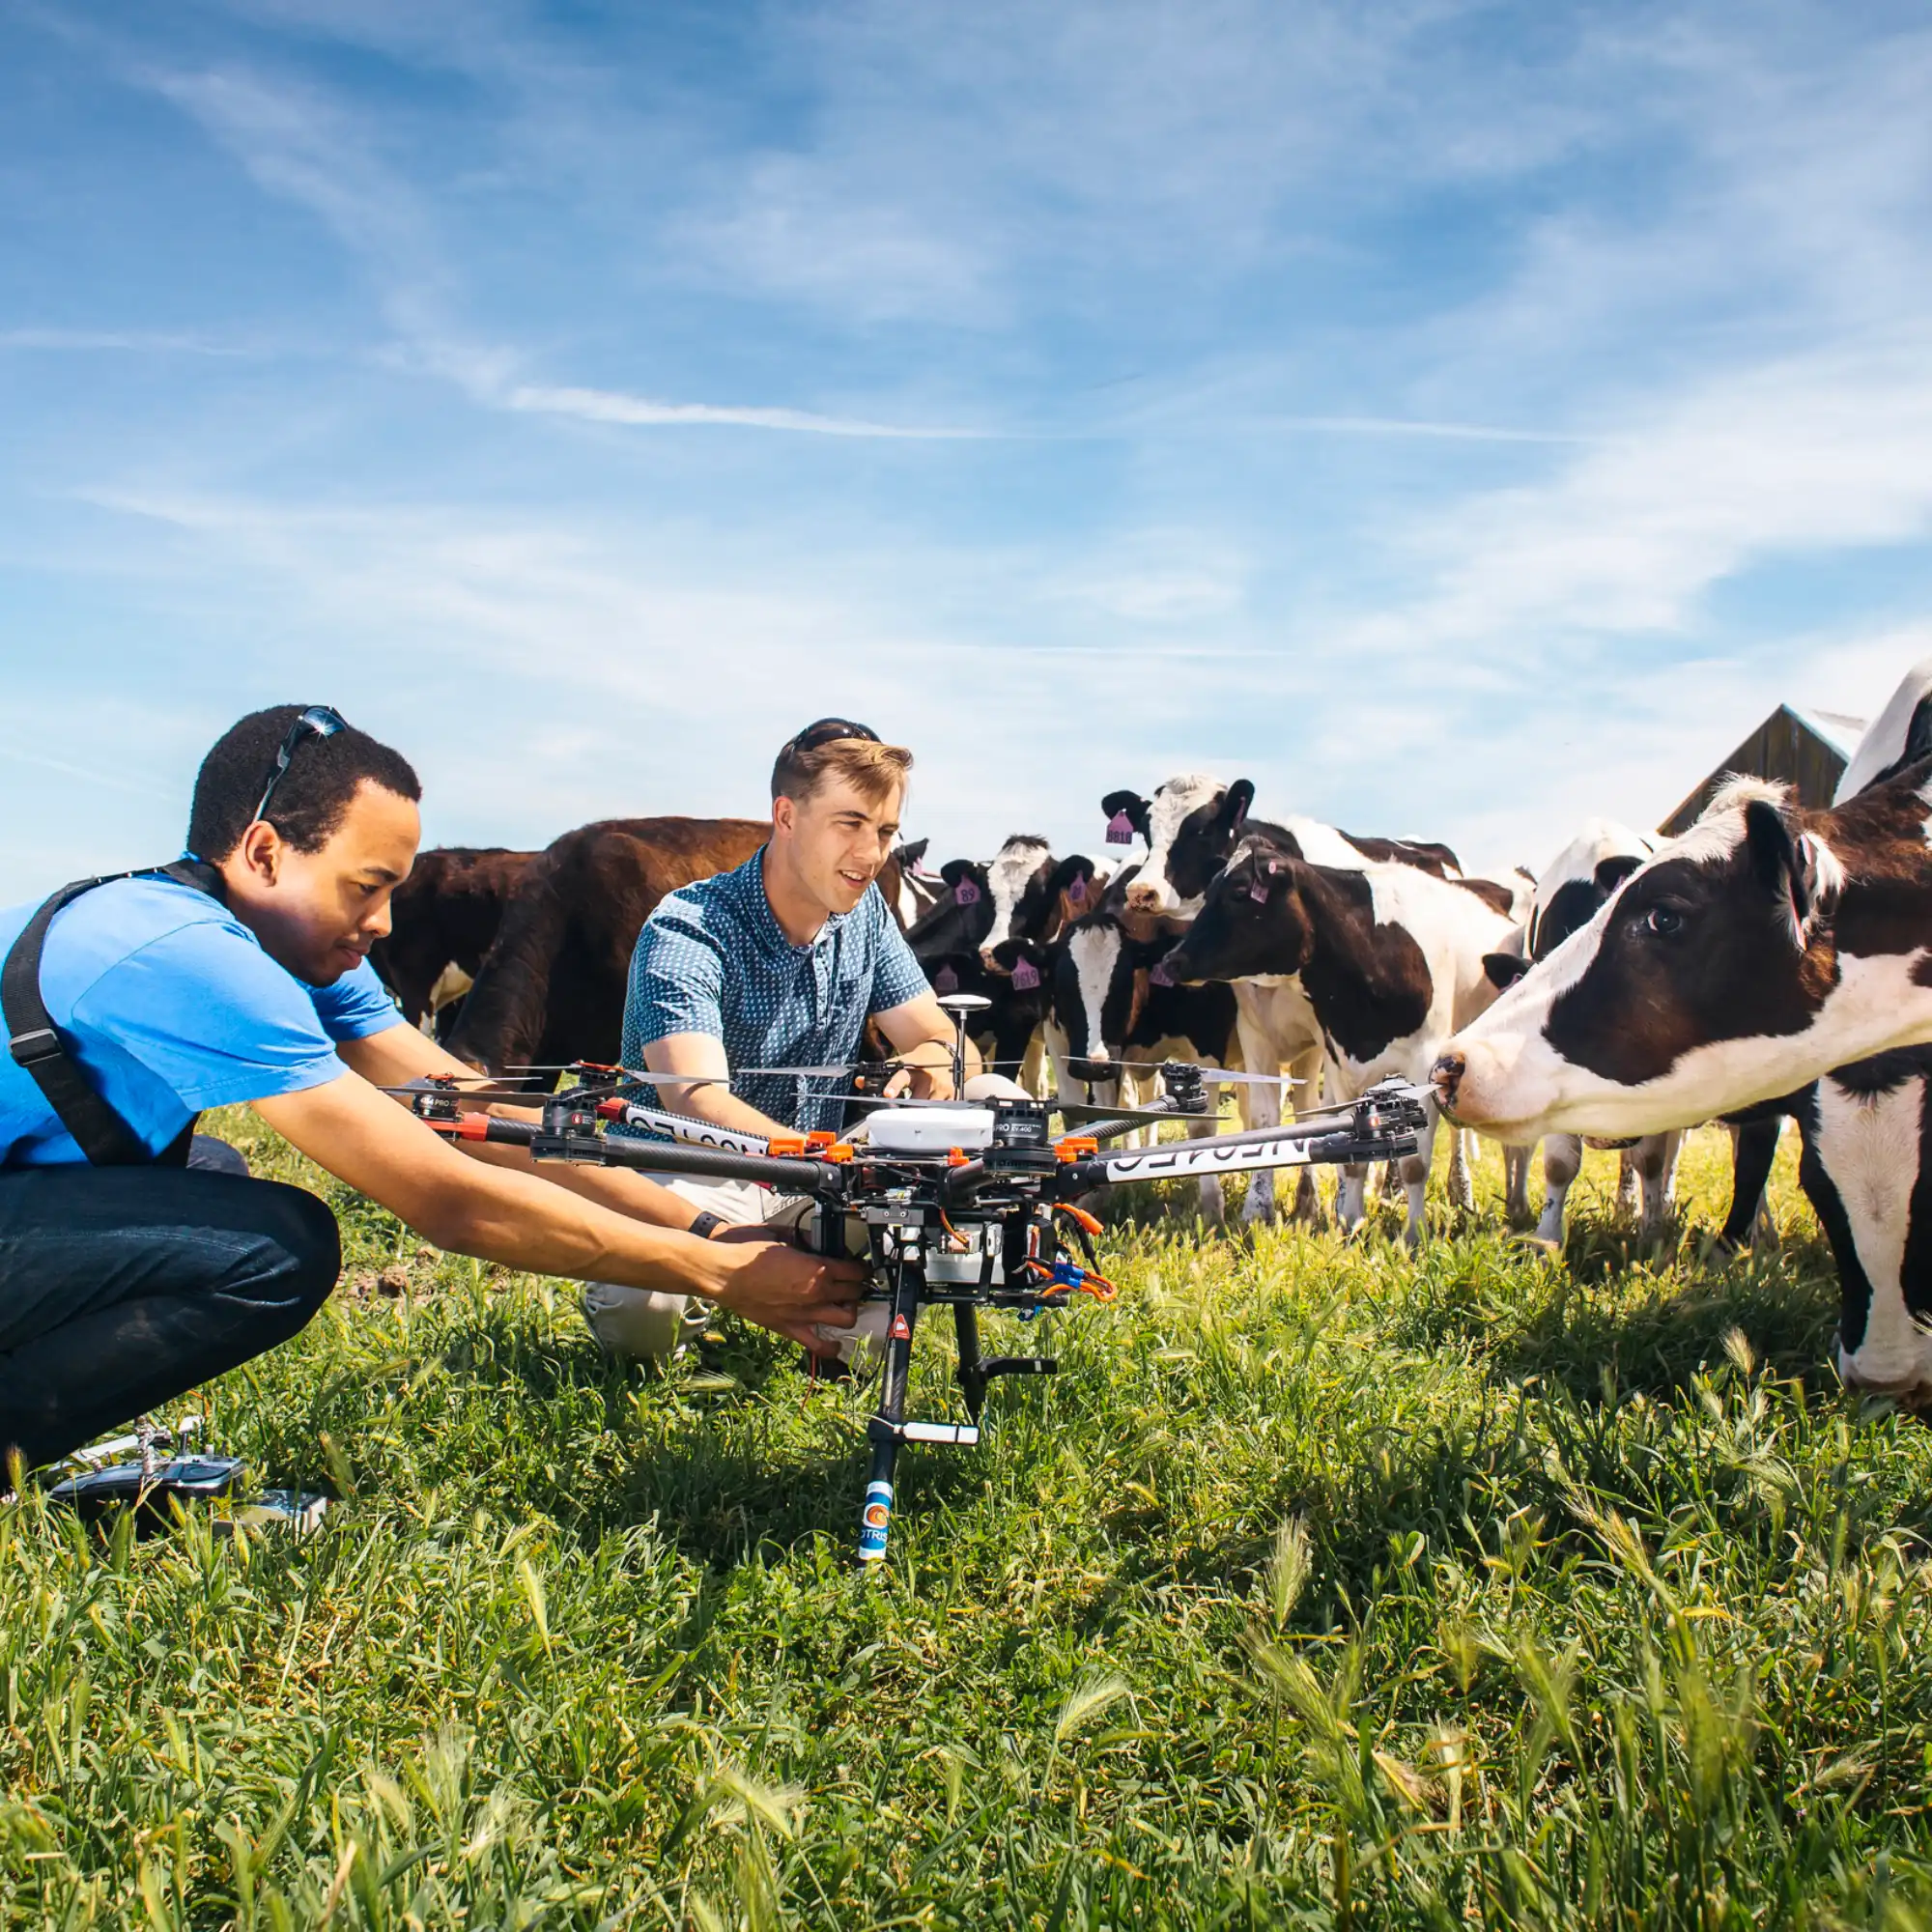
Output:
[955,1304,986,1418]
[858,1262,918,1566]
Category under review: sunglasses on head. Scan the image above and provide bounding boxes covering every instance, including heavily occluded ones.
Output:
[252,704,348,828]
[783,718,881,760]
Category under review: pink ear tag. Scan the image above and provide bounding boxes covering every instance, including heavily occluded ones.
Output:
[1066,876,1087,905]
[1149,958,1176,987]
[934,963,959,993]
[1011,957,1040,991]
[1249,875,1270,903]
[1105,810,1134,845]
[953,878,980,906]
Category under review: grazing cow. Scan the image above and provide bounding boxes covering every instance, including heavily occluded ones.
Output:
[369,846,534,1030]
[1480,818,1682,1244]
[445,817,767,1075]
[1049,913,1244,1222]
[1100,777,1473,1226]
[1435,672,1932,1142]
[1166,839,1517,1244]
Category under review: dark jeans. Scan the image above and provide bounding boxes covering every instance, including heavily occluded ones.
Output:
[0,1141,340,1472]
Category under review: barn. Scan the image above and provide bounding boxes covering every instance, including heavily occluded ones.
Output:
[1658,701,1868,836]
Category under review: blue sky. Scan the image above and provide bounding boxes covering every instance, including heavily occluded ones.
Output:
[4,0,1932,900]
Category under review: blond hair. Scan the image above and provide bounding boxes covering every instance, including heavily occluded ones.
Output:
[771,724,912,806]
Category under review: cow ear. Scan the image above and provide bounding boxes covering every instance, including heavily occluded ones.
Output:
[939,858,972,887]
[1744,797,1839,940]
[898,838,929,868]
[1484,951,1531,991]
[1594,853,1643,895]
[1100,790,1150,841]
[1221,779,1255,831]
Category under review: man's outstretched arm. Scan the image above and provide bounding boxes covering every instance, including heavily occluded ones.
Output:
[252,1069,862,1346]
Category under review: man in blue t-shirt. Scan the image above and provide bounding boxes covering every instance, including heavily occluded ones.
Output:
[586,720,977,1360]
[0,706,863,1473]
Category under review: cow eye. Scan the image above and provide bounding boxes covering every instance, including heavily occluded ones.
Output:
[1643,905,1683,937]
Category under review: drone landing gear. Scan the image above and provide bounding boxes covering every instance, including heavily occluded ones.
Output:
[857,1287,1061,1567]
[955,1303,1058,1418]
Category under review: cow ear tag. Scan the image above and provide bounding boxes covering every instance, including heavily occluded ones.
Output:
[1067,876,1087,905]
[1249,873,1270,903]
[1150,958,1176,987]
[1011,957,1041,991]
[1105,810,1134,845]
[953,878,981,906]
[935,964,959,993]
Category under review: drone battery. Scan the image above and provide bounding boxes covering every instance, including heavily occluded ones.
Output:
[868,1106,996,1152]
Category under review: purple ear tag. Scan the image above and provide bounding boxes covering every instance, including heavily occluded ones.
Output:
[953,878,980,906]
[1011,956,1041,991]
[1105,810,1134,845]
[935,963,959,993]
[1066,875,1087,905]
[1249,874,1270,903]
[1149,958,1176,987]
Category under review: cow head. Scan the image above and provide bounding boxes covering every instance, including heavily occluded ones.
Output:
[906,857,995,965]
[1162,838,1313,986]
[1435,781,1847,1141]
[1116,775,1255,920]
[976,836,1057,972]
[1052,914,1157,1083]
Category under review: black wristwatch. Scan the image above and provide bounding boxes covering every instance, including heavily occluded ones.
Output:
[687,1210,726,1241]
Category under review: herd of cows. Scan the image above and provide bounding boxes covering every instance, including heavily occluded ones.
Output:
[371,664,1932,1407]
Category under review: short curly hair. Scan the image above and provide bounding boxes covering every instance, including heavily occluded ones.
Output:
[187,705,421,860]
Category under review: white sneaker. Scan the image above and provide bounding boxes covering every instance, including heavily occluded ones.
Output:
[581,1283,711,1363]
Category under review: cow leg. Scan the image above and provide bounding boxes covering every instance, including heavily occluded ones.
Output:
[1237,1071,1281,1225]
[1719,1115,1784,1252]
[1398,1102,1440,1248]
[1502,1142,1533,1223]
[1615,1150,1641,1219]
[1336,1164,1370,1235]
[1019,1031,1048,1100]
[1635,1130,1683,1232]
[1535,1134,1582,1246]
[1186,1114,1226,1228]
[1286,1045,1328,1228]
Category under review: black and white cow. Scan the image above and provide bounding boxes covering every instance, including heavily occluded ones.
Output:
[1099,776,1495,1227]
[906,838,1101,974]
[1482,818,1684,1245]
[887,838,946,931]
[1166,838,1518,1245]
[1435,662,1932,1142]
[1047,912,1244,1223]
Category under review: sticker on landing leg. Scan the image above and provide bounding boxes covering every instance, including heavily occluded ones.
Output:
[890,1313,912,1340]
[858,1481,894,1560]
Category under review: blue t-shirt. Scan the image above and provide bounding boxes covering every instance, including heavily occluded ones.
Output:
[622,848,930,1132]
[0,870,403,1168]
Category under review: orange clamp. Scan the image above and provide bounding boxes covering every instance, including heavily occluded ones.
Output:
[767,1135,807,1157]
[821,1143,855,1164]
[1054,1135,1098,1162]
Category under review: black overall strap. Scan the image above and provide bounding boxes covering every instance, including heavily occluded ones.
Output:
[4,860,228,1168]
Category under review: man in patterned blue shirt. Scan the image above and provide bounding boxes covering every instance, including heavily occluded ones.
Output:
[582,721,974,1358]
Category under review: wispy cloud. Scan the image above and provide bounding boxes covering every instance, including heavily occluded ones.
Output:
[0,327,253,355]
[502,382,989,440]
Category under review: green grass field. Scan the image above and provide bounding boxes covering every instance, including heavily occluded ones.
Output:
[6,1114,1932,1929]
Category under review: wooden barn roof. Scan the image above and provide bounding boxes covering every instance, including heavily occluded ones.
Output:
[1659,701,1870,837]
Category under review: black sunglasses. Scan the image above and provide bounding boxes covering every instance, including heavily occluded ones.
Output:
[783,717,881,760]
[252,704,348,827]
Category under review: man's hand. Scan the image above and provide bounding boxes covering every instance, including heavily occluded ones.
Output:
[699,1240,864,1348]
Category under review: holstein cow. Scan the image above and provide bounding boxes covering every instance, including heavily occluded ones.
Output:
[1166,838,1519,1245]
[446,816,768,1075]
[1434,681,1932,1144]
[1100,776,1470,1227]
[887,838,947,931]
[1048,912,1244,1223]
[1481,818,1685,1245]
[369,846,534,1033]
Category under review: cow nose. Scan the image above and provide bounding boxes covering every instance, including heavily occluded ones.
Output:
[978,948,1006,974]
[1124,884,1161,911]
[1431,1051,1465,1113]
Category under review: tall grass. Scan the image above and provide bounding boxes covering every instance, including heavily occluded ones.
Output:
[4,1118,1931,1927]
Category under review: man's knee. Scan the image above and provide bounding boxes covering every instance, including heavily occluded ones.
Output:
[186,1134,250,1177]
[242,1180,342,1334]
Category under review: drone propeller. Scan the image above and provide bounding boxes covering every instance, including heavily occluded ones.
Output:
[1053,1099,1221,1127]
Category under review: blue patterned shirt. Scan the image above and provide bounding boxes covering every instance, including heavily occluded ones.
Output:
[620,847,930,1132]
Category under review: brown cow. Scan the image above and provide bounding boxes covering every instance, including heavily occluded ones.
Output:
[368,846,534,1027]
